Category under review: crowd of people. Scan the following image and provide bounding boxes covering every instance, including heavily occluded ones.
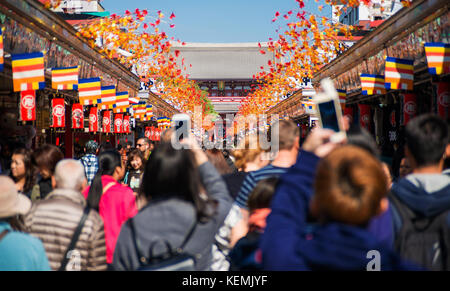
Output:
[0,113,449,271]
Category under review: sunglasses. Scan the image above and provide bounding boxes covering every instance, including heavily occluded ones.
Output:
[136,144,145,147]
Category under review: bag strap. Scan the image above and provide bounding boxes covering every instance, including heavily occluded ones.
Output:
[0,229,9,242]
[103,182,115,195]
[178,217,198,252]
[129,214,198,266]
[59,206,90,271]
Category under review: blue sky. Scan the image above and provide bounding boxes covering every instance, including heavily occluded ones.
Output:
[102,0,332,43]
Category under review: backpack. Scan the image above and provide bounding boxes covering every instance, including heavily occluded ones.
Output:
[128,217,197,271]
[390,194,450,271]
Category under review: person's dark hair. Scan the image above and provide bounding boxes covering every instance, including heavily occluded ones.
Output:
[140,143,217,221]
[98,142,114,154]
[346,124,380,158]
[87,150,122,211]
[138,137,150,146]
[84,140,98,155]
[126,149,145,171]
[247,177,278,213]
[205,149,233,175]
[10,148,36,195]
[444,157,450,171]
[7,216,25,231]
[32,144,64,176]
[405,114,449,167]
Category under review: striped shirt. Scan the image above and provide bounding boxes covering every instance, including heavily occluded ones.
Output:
[235,165,288,209]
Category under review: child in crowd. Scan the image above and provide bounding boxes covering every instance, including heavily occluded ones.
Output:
[229,177,278,270]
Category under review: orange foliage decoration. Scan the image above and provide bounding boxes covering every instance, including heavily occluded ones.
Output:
[71,8,207,116]
[238,0,413,118]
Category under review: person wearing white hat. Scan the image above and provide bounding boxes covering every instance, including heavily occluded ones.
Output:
[0,176,50,271]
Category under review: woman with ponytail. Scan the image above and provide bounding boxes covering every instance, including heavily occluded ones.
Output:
[83,150,138,265]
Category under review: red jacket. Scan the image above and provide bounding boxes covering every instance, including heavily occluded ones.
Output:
[83,175,138,264]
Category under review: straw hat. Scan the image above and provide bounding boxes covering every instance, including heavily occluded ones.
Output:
[0,176,31,218]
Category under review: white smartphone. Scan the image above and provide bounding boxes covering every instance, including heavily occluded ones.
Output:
[172,113,191,141]
[313,78,346,143]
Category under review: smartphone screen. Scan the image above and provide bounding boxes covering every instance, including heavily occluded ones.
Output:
[318,100,340,132]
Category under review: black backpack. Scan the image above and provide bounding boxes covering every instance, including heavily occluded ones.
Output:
[128,217,198,271]
[390,194,450,271]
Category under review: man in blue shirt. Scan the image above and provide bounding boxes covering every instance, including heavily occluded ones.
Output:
[228,120,301,246]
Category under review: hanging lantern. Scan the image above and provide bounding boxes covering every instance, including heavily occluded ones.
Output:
[19,90,36,121]
[72,104,84,129]
[102,110,112,133]
[89,107,99,132]
[344,106,354,124]
[114,114,123,133]
[51,98,65,128]
[123,115,130,134]
[145,126,151,139]
[436,82,449,120]
[402,93,417,125]
[358,104,371,131]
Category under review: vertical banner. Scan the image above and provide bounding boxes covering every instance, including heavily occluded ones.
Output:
[155,128,161,141]
[344,106,354,124]
[51,98,65,128]
[301,124,307,139]
[145,127,151,139]
[0,29,3,72]
[103,110,112,133]
[152,126,157,141]
[72,103,84,129]
[402,93,417,125]
[387,106,398,144]
[20,90,36,121]
[89,107,99,132]
[123,116,130,134]
[337,89,346,112]
[114,114,123,133]
[358,104,371,131]
[436,82,449,120]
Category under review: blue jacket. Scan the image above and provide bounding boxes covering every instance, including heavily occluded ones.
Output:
[294,222,420,270]
[0,221,51,271]
[260,150,405,270]
[390,173,450,234]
